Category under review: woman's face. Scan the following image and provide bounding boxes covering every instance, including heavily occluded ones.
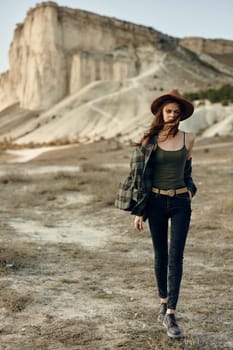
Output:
[162,102,181,125]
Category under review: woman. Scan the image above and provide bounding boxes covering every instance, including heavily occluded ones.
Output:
[115,89,197,339]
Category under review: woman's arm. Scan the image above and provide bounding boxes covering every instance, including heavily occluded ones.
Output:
[185,132,197,199]
[186,132,195,160]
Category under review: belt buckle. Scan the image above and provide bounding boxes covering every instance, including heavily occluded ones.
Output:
[168,189,175,197]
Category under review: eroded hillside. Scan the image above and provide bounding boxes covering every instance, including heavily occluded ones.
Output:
[0,2,233,144]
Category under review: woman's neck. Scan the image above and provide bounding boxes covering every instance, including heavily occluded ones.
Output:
[159,128,174,137]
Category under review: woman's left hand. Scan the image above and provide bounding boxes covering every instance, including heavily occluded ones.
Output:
[134,216,144,232]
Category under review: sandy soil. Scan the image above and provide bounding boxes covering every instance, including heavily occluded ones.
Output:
[0,137,232,350]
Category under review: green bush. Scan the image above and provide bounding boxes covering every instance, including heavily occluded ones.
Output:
[184,84,233,104]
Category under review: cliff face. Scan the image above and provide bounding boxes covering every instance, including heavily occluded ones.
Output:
[180,37,233,55]
[0,71,18,111]
[4,3,67,110]
[0,2,233,143]
[180,37,233,68]
[0,1,171,111]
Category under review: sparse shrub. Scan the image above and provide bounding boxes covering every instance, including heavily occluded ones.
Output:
[0,289,33,312]
[196,99,205,106]
[0,137,80,150]
[75,166,126,209]
[0,171,29,183]
[0,243,36,271]
[184,84,233,104]
[60,179,78,191]
[81,163,106,172]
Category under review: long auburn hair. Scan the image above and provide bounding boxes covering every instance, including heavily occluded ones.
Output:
[135,99,185,146]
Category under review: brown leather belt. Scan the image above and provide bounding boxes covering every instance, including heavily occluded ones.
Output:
[152,187,188,197]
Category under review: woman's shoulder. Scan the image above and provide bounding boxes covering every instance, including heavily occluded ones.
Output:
[184,131,195,143]
[183,131,195,157]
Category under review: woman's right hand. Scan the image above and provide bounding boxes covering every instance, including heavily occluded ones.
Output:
[134,216,144,232]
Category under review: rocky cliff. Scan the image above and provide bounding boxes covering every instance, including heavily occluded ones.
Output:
[0,1,173,111]
[180,37,233,58]
[180,37,233,71]
[0,2,233,144]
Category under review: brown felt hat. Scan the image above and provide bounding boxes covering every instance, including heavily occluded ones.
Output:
[150,89,194,120]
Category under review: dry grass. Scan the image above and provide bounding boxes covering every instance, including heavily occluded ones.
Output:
[0,288,34,312]
[0,244,36,315]
[73,163,127,208]
[0,137,81,151]
[0,242,38,272]
[0,170,29,184]
[220,197,233,214]
[0,137,232,349]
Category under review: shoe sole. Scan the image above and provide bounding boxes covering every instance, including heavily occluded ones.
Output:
[166,330,184,339]
[163,321,184,339]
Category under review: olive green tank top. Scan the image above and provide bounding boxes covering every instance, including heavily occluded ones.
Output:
[151,133,187,189]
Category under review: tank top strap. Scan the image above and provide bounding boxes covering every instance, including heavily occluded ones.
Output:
[183,131,186,148]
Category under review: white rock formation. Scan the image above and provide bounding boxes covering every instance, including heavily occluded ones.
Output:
[6,3,67,110]
[0,2,168,112]
[181,102,233,134]
[201,113,233,137]
[0,2,233,144]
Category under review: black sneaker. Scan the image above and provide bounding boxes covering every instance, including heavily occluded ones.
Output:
[157,303,167,322]
[163,313,183,338]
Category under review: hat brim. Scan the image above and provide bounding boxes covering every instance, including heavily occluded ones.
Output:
[151,94,194,121]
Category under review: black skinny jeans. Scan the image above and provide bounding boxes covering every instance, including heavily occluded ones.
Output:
[147,192,191,310]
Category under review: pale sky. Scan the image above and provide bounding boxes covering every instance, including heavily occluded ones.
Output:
[0,0,233,73]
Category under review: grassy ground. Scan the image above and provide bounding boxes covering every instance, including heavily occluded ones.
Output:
[0,136,232,349]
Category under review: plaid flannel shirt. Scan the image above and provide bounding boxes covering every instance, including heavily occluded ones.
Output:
[115,134,197,220]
